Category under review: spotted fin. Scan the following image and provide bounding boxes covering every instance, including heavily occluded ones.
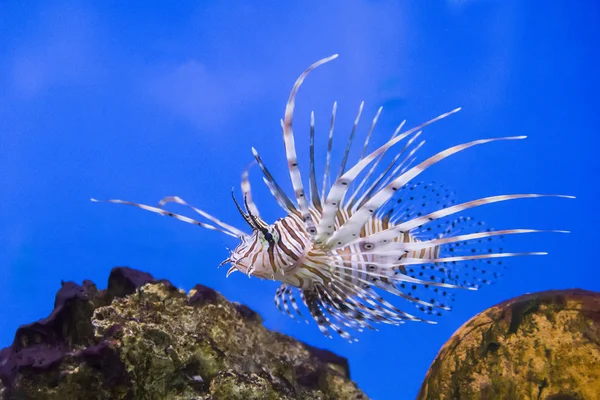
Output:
[314,107,461,246]
[354,133,424,212]
[327,137,530,248]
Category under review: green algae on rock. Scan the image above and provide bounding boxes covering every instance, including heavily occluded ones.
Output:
[0,267,367,400]
[418,289,600,400]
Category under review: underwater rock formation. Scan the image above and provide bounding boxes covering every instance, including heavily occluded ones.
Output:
[418,289,600,400]
[0,267,366,399]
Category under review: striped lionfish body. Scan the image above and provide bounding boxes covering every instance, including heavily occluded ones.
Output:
[94,55,572,341]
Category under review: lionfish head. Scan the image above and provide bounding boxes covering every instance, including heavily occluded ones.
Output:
[220,190,278,279]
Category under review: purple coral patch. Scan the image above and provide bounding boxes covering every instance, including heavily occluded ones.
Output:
[187,284,219,306]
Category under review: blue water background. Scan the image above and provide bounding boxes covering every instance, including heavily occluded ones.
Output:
[0,2,598,398]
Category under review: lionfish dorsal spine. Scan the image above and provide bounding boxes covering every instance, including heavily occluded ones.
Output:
[321,101,337,203]
[308,111,322,210]
[251,146,298,216]
[282,55,339,238]
[358,105,383,161]
[336,101,364,180]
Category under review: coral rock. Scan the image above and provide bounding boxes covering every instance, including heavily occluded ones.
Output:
[418,289,600,400]
[0,267,366,400]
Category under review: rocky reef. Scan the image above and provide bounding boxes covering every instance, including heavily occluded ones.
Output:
[418,289,600,400]
[0,267,366,399]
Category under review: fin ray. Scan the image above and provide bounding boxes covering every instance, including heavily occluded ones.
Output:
[336,101,365,179]
[283,55,339,237]
[327,136,527,248]
[315,107,461,245]
[308,111,322,210]
[91,198,242,238]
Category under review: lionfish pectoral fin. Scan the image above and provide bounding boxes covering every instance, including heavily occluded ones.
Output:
[392,194,572,238]
[345,120,412,211]
[327,136,530,249]
[273,285,309,323]
[315,108,462,245]
[91,198,242,238]
[396,229,569,252]
[350,131,422,212]
[157,195,247,237]
[341,194,573,256]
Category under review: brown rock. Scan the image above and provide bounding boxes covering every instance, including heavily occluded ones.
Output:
[418,289,600,400]
[0,267,367,400]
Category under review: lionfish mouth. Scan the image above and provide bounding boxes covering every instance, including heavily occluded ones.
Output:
[221,254,257,279]
[218,258,230,267]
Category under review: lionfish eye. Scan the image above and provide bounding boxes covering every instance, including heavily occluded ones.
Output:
[263,231,275,246]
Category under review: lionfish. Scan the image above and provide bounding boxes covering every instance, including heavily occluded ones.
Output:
[93,55,572,341]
